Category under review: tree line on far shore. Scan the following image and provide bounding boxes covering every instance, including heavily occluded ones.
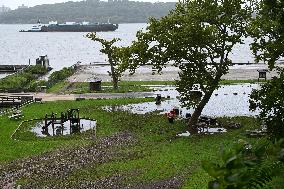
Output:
[0,1,176,24]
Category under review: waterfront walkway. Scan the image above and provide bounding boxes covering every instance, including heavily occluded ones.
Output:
[2,64,283,102]
[68,64,283,82]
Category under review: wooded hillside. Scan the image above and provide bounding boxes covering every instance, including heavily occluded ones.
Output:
[0,1,176,24]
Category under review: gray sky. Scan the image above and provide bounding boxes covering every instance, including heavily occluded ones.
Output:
[0,0,177,10]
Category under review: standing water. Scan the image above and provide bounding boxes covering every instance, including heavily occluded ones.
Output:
[103,84,260,117]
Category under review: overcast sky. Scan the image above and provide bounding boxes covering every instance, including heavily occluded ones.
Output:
[0,0,177,9]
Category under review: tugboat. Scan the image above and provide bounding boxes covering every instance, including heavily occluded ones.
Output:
[20,20,118,32]
[19,19,43,32]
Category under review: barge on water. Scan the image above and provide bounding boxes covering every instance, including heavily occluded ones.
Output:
[20,20,118,32]
[0,65,28,73]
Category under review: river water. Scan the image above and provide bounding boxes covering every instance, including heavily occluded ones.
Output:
[0,23,255,72]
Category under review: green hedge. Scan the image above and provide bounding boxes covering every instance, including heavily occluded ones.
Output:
[48,67,75,86]
[0,65,48,92]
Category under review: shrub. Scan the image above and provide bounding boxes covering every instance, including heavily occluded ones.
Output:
[249,69,284,140]
[48,67,75,86]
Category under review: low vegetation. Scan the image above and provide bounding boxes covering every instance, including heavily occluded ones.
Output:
[0,65,48,92]
[47,79,265,94]
[47,66,76,86]
[47,80,175,94]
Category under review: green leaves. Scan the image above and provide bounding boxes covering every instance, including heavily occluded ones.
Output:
[0,65,48,92]
[203,139,284,189]
[249,0,284,69]
[125,0,253,120]
[87,32,128,90]
[203,161,225,178]
[249,69,284,139]
[48,67,75,85]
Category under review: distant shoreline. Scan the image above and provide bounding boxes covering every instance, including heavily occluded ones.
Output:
[0,1,176,24]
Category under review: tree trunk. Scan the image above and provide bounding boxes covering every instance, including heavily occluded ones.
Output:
[112,75,118,90]
[109,57,118,90]
[187,89,215,127]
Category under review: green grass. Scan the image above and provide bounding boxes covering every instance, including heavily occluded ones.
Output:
[0,98,262,187]
[47,80,266,94]
[47,80,176,94]
[46,81,67,93]
[0,98,154,163]
[54,113,259,188]
[219,79,267,85]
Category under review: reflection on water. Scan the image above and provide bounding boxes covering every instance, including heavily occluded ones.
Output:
[31,119,96,137]
[103,84,260,117]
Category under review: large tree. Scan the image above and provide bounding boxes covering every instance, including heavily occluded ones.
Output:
[87,32,127,90]
[249,0,284,139]
[250,0,284,69]
[124,0,253,127]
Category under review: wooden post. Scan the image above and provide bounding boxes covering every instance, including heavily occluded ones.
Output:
[52,113,54,130]
[45,114,48,129]
[78,109,80,128]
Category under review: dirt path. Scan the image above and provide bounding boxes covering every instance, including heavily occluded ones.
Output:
[0,132,183,189]
[0,132,136,188]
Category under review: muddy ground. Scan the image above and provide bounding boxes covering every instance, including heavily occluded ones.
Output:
[0,132,183,189]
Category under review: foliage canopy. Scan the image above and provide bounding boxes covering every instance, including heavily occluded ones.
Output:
[0,65,48,92]
[203,139,284,189]
[125,0,253,126]
[250,69,284,139]
[87,32,128,90]
[249,0,284,69]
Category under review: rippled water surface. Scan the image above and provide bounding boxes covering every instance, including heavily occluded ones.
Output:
[0,23,148,71]
[0,23,255,72]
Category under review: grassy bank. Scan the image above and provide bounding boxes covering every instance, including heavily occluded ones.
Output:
[0,65,48,92]
[47,79,264,94]
[0,98,261,188]
[219,79,266,85]
[47,80,175,94]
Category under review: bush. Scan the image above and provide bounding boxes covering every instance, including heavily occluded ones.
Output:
[249,69,284,140]
[28,80,47,92]
[203,139,284,189]
[48,67,75,86]
[0,65,48,92]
